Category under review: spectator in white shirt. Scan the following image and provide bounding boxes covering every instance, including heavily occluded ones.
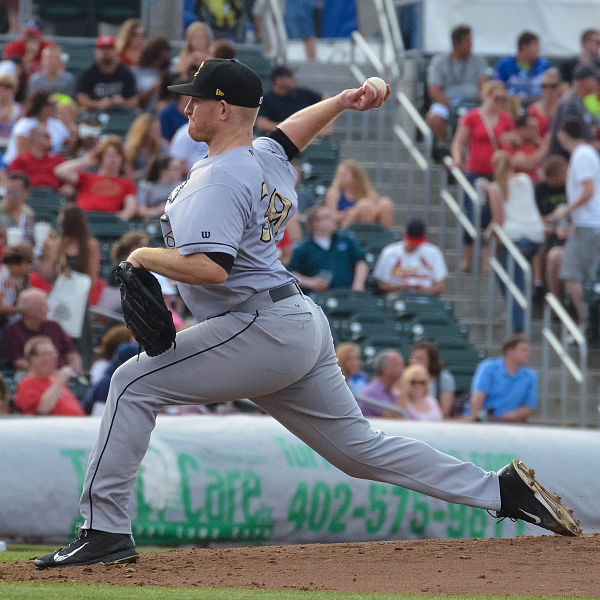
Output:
[552,118,600,335]
[373,219,448,295]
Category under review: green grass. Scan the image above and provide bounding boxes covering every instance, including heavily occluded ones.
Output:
[0,586,592,600]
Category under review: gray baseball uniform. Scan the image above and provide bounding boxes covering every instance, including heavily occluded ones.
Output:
[78,134,501,534]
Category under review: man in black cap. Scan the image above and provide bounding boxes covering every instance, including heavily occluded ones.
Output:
[255,64,323,133]
[35,58,580,571]
[372,218,448,295]
[548,61,599,157]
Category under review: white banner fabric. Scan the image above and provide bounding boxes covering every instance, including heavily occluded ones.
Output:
[0,416,597,545]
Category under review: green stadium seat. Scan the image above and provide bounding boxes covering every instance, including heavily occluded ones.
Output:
[36,0,89,21]
[94,0,141,24]
[86,212,131,239]
[315,289,385,317]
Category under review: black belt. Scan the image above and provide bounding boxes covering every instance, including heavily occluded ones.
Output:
[269,282,302,302]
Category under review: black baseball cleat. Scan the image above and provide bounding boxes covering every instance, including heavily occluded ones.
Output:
[496,459,581,536]
[34,528,139,569]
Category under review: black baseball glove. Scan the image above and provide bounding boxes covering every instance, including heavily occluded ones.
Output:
[113,261,177,357]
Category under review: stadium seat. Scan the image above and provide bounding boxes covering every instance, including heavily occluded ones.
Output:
[36,0,89,21]
[315,289,385,317]
[360,334,409,361]
[94,0,141,24]
[86,212,131,239]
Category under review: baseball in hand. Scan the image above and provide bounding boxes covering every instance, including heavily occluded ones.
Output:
[363,77,387,99]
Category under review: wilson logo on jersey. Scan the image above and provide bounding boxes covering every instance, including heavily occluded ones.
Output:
[202,231,210,238]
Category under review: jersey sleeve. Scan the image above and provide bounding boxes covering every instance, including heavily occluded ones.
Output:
[372,245,394,283]
[168,183,251,257]
[253,136,298,188]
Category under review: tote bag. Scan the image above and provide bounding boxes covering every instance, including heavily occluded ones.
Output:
[47,271,92,338]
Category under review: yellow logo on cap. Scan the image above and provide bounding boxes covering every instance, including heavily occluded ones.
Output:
[216,88,224,96]
[194,61,204,77]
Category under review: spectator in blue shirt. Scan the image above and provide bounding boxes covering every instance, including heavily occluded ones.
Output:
[288,205,368,295]
[494,31,551,99]
[466,334,537,423]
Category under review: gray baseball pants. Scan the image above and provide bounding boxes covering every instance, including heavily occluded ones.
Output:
[80,291,501,533]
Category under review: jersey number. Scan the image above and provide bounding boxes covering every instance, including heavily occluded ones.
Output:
[261,182,292,243]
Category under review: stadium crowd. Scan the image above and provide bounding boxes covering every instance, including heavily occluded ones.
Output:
[0,5,597,426]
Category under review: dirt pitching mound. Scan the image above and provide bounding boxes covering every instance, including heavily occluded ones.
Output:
[2,534,599,597]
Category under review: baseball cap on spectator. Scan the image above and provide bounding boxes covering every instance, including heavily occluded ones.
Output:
[573,62,598,80]
[404,218,427,247]
[270,64,294,81]
[23,18,43,37]
[96,35,116,49]
[168,58,263,108]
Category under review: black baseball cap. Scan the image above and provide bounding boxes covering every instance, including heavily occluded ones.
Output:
[167,59,263,108]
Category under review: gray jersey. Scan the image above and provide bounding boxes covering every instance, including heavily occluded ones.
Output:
[161,136,297,321]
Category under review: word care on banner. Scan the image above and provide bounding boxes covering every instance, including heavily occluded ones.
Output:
[0,416,597,544]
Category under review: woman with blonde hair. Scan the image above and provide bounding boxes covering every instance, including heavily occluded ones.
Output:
[450,80,515,271]
[399,364,443,421]
[528,67,564,137]
[335,342,369,396]
[123,114,166,179]
[325,159,394,229]
[175,22,213,76]
[487,149,544,332]
[116,18,146,68]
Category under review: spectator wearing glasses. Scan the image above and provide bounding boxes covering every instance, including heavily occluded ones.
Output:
[451,80,515,272]
[13,336,84,416]
[2,90,70,165]
[399,364,443,422]
[116,19,146,68]
[527,67,565,138]
[560,29,600,84]
[493,31,551,100]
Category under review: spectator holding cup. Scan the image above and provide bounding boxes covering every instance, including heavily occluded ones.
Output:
[288,205,368,295]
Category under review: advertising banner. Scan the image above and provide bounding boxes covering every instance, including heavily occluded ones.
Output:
[0,416,597,545]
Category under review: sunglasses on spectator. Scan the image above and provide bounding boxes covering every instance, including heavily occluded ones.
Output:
[492,95,506,102]
[409,380,427,386]
[541,83,559,89]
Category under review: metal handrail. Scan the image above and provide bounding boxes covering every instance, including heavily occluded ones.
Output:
[541,293,588,426]
[373,0,400,79]
[350,30,385,81]
[486,224,532,342]
[440,156,482,282]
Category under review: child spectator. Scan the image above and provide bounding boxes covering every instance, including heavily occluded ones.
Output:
[137,155,183,219]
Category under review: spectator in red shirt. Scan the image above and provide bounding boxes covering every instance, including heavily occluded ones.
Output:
[54,135,138,220]
[451,80,515,271]
[1,18,55,77]
[1,287,82,373]
[13,335,84,416]
[9,124,66,191]
[502,113,543,181]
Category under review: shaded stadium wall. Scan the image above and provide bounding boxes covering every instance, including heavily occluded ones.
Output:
[0,416,597,545]
[423,0,598,55]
